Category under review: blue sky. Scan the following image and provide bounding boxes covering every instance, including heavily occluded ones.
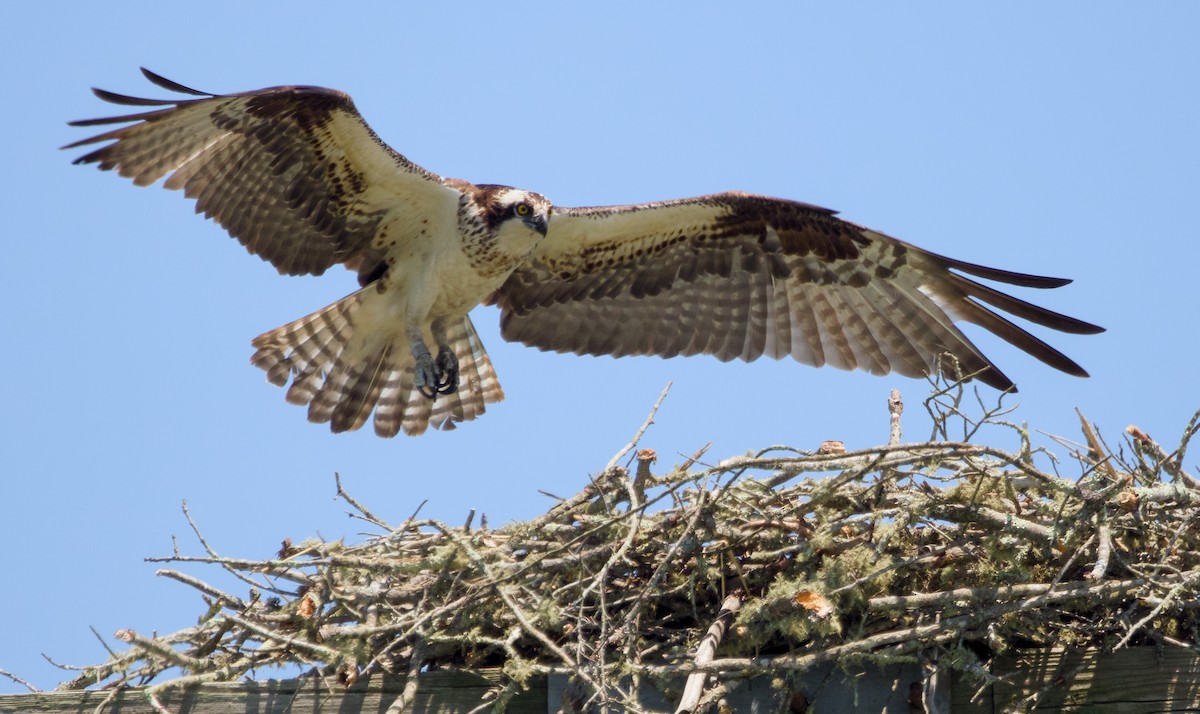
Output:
[3,2,1198,692]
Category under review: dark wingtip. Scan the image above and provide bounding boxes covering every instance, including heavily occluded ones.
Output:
[66,68,216,146]
[936,251,1076,289]
[1031,276,1072,289]
[90,86,173,107]
[140,67,211,96]
[963,266,1073,289]
[977,366,1017,392]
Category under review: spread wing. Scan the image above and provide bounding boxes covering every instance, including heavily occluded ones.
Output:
[66,68,461,280]
[491,192,1103,391]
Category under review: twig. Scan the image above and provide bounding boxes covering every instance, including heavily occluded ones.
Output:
[674,593,742,714]
[179,500,275,593]
[889,388,904,445]
[383,637,427,714]
[155,569,246,609]
[1088,521,1112,581]
[605,382,672,472]
[145,555,315,585]
[89,625,120,660]
[113,629,208,672]
[0,667,39,692]
[867,577,1157,612]
[1128,421,1200,489]
[221,613,345,662]
[335,472,392,529]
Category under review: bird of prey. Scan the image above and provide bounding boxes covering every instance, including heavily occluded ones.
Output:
[67,69,1102,437]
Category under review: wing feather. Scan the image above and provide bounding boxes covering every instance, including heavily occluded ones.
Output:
[67,68,461,279]
[492,192,1102,391]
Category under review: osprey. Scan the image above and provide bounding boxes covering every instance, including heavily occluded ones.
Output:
[68,69,1102,437]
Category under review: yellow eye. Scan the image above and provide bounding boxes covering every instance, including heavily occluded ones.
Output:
[515,203,530,216]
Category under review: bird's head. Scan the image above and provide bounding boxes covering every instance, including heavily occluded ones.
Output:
[478,185,552,238]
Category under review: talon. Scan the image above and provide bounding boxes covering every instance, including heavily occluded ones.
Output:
[434,349,459,395]
[414,351,441,401]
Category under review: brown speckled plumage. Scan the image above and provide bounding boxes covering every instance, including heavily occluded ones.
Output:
[68,69,1102,437]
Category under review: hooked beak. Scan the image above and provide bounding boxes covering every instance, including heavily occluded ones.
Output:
[528,214,549,237]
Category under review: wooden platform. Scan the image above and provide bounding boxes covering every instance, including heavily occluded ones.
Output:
[2,647,1197,713]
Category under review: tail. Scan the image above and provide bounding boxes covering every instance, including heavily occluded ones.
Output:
[250,290,504,437]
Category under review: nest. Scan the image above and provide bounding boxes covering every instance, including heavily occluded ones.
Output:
[52,381,1200,713]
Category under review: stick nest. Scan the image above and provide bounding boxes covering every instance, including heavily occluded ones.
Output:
[54,383,1200,712]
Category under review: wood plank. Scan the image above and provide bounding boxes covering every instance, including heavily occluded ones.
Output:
[0,670,546,714]
[0,663,939,714]
[549,661,944,713]
[950,647,1200,713]
[7,649,1197,713]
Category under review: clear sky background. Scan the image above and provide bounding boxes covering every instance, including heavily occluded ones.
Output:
[3,2,1198,692]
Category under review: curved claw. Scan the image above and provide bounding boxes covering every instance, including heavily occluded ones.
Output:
[434,349,459,396]
[414,351,440,401]
[414,349,460,401]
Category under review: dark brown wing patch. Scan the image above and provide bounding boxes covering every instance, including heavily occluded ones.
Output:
[494,192,1102,391]
[67,68,452,278]
[711,192,867,262]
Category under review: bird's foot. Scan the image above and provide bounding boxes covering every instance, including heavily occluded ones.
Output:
[415,348,459,400]
[435,348,459,395]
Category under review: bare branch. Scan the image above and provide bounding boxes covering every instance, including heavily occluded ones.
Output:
[674,593,742,714]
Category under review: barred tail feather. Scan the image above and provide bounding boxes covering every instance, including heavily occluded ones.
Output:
[250,292,504,437]
[373,314,504,437]
[420,315,504,434]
